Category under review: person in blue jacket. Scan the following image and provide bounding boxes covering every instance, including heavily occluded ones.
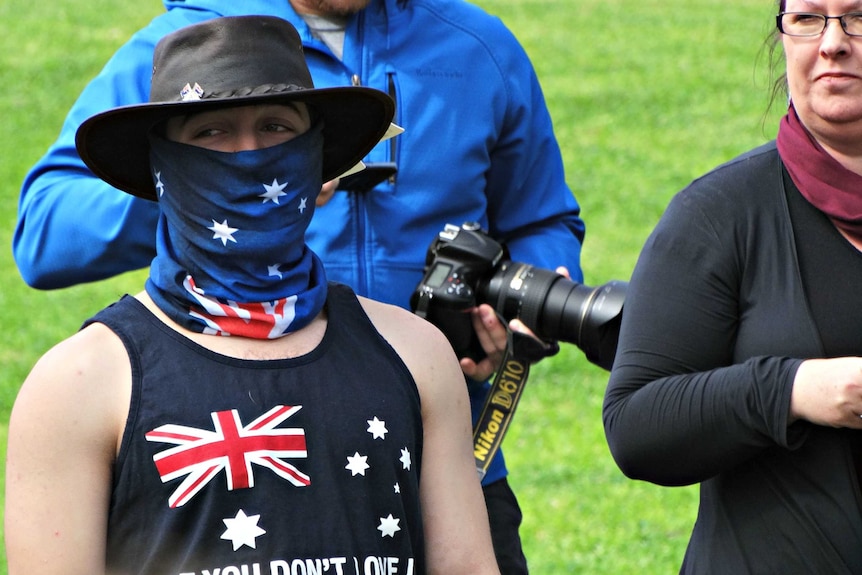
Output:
[13,1,585,571]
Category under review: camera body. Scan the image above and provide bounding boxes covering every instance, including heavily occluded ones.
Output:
[410,222,626,370]
[411,222,505,360]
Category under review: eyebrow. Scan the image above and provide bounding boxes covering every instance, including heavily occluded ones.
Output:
[794,0,862,10]
[254,101,308,116]
[172,102,308,127]
[279,101,305,114]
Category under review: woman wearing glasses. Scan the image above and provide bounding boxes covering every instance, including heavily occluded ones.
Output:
[604,1,862,572]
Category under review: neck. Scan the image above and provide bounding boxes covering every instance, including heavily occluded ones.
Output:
[812,137,862,177]
[795,109,862,176]
[835,226,862,252]
[136,291,328,360]
[777,105,862,248]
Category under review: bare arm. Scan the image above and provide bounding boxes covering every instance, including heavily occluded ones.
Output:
[5,324,130,575]
[360,298,500,574]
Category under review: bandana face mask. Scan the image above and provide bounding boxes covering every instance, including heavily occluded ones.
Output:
[144,122,328,339]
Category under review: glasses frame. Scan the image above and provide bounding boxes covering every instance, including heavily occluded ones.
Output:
[777,12,862,37]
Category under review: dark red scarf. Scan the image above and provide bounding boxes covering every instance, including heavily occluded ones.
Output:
[776,105,862,242]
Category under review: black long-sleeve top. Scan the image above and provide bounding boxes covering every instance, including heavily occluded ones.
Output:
[604,142,862,574]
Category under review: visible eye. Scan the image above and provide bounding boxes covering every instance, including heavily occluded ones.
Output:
[261,122,294,134]
[790,13,823,24]
[192,127,226,139]
[255,104,311,135]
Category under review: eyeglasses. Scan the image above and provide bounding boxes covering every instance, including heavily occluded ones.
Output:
[777,12,862,37]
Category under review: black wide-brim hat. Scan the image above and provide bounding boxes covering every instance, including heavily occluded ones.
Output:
[75,16,395,201]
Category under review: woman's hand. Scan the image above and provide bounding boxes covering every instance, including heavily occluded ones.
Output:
[790,357,862,428]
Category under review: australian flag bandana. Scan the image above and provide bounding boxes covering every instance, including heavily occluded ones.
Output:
[144,123,328,339]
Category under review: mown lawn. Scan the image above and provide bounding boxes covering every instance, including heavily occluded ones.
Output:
[0,1,783,572]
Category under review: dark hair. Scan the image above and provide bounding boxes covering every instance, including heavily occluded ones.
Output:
[763,0,787,124]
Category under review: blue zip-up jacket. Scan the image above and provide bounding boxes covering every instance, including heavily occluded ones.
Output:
[14,0,585,485]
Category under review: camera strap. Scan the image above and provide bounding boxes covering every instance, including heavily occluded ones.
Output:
[472,330,558,479]
[473,353,529,480]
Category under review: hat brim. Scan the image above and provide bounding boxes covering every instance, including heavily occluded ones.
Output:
[75,86,395,201]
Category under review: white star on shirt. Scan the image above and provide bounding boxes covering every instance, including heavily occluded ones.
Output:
[377,514,401,538]
[394,482,401,494]
[154,170,165,196]
[299,197,308,213]
[346,452,370,476]
[366,417,388,440]
[400,447,412,471]
[221,509,266,551]
[260,178,288,204]
[209,219,238,246]
[268,264,283,279]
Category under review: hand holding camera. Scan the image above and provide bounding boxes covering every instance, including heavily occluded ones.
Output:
[411,222,626,370]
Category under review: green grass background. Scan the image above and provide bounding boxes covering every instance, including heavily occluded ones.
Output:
[0,0,784,572]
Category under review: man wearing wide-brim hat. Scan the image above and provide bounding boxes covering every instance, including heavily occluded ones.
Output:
[5,16,500,575]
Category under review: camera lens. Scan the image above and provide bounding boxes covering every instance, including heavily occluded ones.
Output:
[481,262,625,369]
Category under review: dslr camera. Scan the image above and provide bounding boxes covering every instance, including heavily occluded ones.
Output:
[410,222,626,370]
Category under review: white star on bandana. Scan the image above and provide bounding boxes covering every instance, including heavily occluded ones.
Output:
[260,178,288,204]
[268,264,283,279]
[208,219,238,246]
[154,170,165,197]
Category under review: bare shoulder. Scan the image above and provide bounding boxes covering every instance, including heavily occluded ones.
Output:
[358,297,453,352]
[357,296,462,389]
[12,321,131,449]
[27,322,129,388]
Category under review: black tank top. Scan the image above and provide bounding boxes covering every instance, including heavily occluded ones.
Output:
[87,283,425,575]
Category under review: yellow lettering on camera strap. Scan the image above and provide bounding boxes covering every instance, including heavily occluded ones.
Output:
[472,351,530,479]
